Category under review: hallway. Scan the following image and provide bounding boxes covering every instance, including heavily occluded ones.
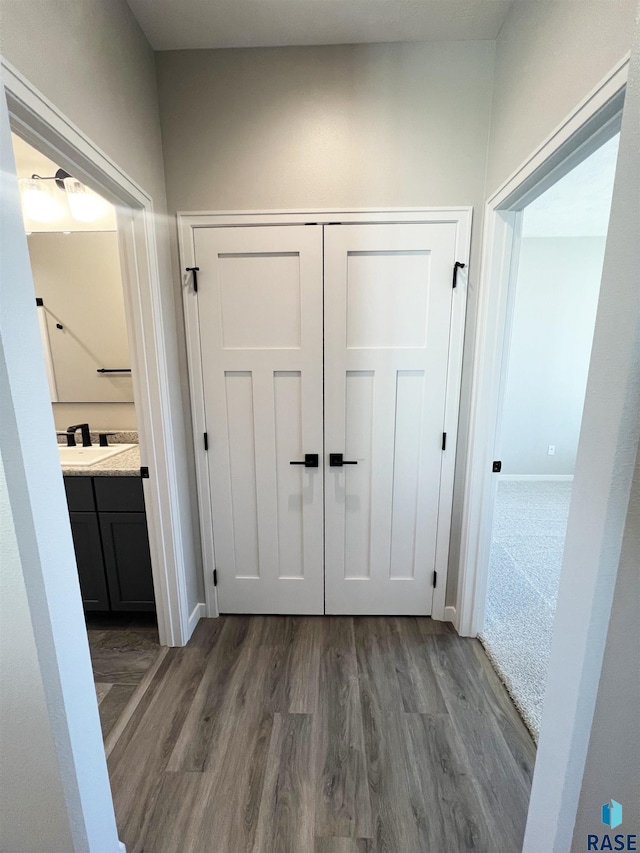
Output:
[108,616,535,852]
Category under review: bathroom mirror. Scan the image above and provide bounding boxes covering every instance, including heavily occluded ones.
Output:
[29,231,134,403]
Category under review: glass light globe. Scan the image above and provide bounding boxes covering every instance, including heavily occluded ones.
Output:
[19,178,61,223]
[63,177,105,222]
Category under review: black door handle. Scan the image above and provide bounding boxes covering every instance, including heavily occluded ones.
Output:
[330,453,358,467]
[290,453,319,468]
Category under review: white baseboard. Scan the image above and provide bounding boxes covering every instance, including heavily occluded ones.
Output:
[499,474,574,482]
[187,602,206,638]
[444,605,457,628]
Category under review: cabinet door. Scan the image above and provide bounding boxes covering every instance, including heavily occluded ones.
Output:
[69,511,110,610]
[64,476,96,511]
[99,512,155,611]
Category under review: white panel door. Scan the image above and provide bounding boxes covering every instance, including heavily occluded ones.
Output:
[324,223,457,615]
[195,225,324,614]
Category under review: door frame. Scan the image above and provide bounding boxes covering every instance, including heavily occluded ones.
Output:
[179,208,472,620]
[2,57,193,646]
[455,55,629,638]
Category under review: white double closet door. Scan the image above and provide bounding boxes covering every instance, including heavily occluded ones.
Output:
[194,220,458,615]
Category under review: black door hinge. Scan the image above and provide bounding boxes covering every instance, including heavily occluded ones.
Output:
[452,261,466,289]
[185,266,200,293]
[442,432,447,451]
[433,570,437,588]
[492,460,502,473]
[36,297,43,306]
[204,432,209,451]
[213,569,218,587]
[140,466,149,479]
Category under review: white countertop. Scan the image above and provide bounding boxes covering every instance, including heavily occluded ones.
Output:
[61,444,141,477]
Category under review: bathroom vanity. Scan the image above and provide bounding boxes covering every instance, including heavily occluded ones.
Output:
[62,445,155,613]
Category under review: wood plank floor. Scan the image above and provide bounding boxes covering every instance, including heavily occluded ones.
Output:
[108,616,535,853]
[86,613,160,740]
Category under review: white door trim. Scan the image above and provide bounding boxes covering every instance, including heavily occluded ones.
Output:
[179,207,472,621]
[455,55,629,638]
[2,57,192,646]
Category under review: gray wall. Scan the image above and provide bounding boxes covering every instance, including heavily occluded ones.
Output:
[486,0,638,195]
[0,455,74,852]
[523,12,640,847]
[571,446,640,849]
[500,237,605,476]
[156,41,496,607]
[52,401,137,432]
[0,85,122,852]
[570,11,640,844]
[156,42,495,212]
[1,0,165,204]
[0,0,204,610]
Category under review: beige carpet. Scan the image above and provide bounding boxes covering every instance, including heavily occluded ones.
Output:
[479,480,573,740]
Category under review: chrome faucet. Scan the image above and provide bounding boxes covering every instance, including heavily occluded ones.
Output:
[66,423,92,447]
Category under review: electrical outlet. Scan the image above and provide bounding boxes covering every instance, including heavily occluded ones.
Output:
[548,445,556,456]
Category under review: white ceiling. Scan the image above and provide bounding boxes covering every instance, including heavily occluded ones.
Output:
[522,135,620,239]
[126,0,513,50]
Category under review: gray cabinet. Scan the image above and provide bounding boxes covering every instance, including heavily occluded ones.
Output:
[69,512,110,610]
[100,513,155,611]
[64,476,155,612]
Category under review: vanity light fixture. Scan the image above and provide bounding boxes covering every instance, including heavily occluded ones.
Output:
[19,168,106,224]
[19,176,63,222]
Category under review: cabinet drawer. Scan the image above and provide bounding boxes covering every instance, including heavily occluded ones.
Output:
[64,477,95,512]
[94,477,145,513]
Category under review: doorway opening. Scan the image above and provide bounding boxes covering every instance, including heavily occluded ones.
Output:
[11,131,164,742]
[4,61,197,648]
[479,133,620,739]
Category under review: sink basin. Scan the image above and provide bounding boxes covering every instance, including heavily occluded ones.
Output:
[58,443,136,468]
